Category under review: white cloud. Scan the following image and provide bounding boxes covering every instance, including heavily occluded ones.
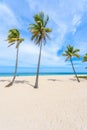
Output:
[72,14,82,33]
[0,36,65,67]
[25,0,87,70]
[18,40,66,67]
[0,2,20,32]
[75,41,87,55]
[0,0,87,70]
[26,0,87,49]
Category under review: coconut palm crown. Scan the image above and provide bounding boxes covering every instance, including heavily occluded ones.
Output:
[62,45,80,61]
[7,29,24,48]
[29,12,52,45]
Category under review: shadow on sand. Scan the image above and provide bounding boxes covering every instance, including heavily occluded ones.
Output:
[0,79,34,88]
[48,79,63,82]
[69,78,77,81]
[0,80,10,83]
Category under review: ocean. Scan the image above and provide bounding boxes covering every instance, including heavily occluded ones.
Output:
[0,72,87,77]
[0,66,87,76]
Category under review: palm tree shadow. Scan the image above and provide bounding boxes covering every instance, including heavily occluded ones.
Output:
[14,80,34,88]
[70,78,87,81]
[69,78,78,81]
[0,80,34,88]
[0,80,10,83]
[48,79,63,82]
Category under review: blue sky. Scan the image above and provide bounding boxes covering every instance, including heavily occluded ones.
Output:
[0,0,87,73]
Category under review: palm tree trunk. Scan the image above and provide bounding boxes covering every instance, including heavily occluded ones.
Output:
[5,47,19,87]
[34,42,42,88]
[70,57,80,82]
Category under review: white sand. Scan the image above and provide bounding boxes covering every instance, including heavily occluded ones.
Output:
[0,75,87,130]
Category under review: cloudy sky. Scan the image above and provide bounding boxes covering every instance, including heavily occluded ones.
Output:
[0,0,87,73]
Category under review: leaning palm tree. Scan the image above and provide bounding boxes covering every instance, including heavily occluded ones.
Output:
[62,45,80,82]
[6,29,24,87]
[29,12,52,88]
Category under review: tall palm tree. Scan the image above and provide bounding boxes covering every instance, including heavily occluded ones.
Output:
[6,29,24,87]
[62,45,80,82]
[83,53,87,69]
[29,12,52,88]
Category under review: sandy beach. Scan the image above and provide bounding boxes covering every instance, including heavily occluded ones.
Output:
[0,75,87,130]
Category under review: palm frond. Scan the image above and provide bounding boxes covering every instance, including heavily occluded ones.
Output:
[39,12,44,26]
[7,38,18,43]
[46,34,50,40]
[34,14,41,23]
[44,15,49,27]
[16,38,24,48]
[45,28,52,32]
[65,56,70,61]
[62,53,68,56]
[8,29,20,38]
[35,35,42,45]
[8,43,15,47]
[31,34,37,41]
[73,53,80,58]
[43,36,46,45]
[83,53,87,62]
[73,49,80,53]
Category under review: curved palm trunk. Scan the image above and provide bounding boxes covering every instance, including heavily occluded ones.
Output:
[5,47,19,87]
[34,42,42,88]
[70,57,80,82]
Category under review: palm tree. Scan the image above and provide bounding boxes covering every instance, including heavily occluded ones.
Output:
[6,29,24,87]
[62,45,80,82]
[29,12,52,88]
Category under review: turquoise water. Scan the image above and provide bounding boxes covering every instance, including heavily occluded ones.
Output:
[0,66,87,76]
[0,72,87,77]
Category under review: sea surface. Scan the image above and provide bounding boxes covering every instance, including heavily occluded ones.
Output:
[0,66,87,76]
[0,72,87,77]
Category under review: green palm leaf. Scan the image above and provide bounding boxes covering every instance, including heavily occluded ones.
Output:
[83,53,87,62]
[16,38,24,48]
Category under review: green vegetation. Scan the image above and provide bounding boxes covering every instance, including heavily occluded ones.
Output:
[6,29,24,87]
[29,12,52,88]
[78,76,87,79]
[83,53,87,62]
[62,45,80,82]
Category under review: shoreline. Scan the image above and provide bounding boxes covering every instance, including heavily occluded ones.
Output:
[0,73,87,77]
